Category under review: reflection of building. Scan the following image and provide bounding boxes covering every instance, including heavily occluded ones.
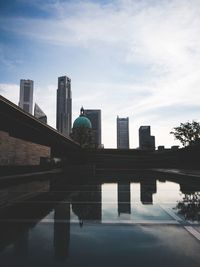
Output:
[180,181,200,194]
[140,178,157,204]
[71,184,102,223]
[56,76,72,136]
[117,117,129,149]
[14,229,29,258]
[19,79,33,114]
[54,202,70,260]
[118,182,131,215]
[139,126,155,150]
[84,109,101,148]
[34,103,47,124]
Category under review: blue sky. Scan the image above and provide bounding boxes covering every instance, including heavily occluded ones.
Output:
[0,0,200,148]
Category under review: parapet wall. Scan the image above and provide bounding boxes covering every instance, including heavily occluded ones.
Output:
[0,130,51,166]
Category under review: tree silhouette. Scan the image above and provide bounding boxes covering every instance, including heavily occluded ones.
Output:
[176,192,200,222]
[170,121,200,147]
[70,127,93,148]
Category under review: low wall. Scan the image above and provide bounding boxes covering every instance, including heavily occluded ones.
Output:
[0,130,51,166]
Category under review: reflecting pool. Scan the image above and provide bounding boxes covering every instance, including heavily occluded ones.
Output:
[0,170,200,266]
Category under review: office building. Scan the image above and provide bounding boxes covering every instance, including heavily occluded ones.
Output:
[34,103,47,124]
[18,79,33,114]
[84,109,101,148]
[56,76,72,136]
[139,126,155,150]
[54,202,70,259]
[117,116,129,149]
[118,182,131,215]
[140,178,157,204]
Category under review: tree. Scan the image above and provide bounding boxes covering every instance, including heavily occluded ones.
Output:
[70,127,93,148]
[170,121,200,147]
[176,192,200,222]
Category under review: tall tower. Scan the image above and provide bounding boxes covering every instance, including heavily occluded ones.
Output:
[56,76,72,136]
[84,109,101,148]
[18,79,33,114]
[117,116,129,149]
[139,126,155,150]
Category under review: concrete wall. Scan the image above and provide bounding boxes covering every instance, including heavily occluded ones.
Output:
[0,131,51,166]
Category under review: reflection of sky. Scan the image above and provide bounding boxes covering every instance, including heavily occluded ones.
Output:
[102,183,117,222]
[101,181,183,223]
[154,181,181,203]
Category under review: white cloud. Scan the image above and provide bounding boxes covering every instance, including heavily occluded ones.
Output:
[1,0,200,148]
[0,83,19,104]
[2,0,200,70]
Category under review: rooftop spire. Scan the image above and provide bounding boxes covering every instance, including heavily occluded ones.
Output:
[80,106,84,116]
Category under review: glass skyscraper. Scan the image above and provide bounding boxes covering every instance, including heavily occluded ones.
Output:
[56,76,72,136]
[84,109,101,148]
[117,116,129,149]
[139,126,155,150]
[18,79,34,114]
[34,103,47,124]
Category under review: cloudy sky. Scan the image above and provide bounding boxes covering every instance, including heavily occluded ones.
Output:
[0,0,200,148]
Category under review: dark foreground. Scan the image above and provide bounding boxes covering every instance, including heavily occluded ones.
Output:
[0,169,200,267]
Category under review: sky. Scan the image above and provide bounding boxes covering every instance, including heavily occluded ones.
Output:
[0,0,200,148]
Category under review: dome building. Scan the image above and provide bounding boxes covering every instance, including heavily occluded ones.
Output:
[73,107,92,129]
[71,107,93,148]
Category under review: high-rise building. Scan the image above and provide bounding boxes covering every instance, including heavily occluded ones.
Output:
[139,126,155,150]
[140,178,157,204]
[34,103,47,124]
[18,79,33,114]
[117,116,129,149]
[56,76,72,136]
[118,182,131,215]
[84,109,101,148]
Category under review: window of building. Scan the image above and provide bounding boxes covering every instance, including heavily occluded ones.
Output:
[23,85,30,101]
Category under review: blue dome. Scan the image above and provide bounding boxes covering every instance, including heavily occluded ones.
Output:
[73,116,92,129]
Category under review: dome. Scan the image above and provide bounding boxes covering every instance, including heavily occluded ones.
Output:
[73,107,92,129]
[73,116,92,129]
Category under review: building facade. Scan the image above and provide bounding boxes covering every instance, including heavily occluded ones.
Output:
[118,182,131,215]
[139,126,155,150]
[71,107,93,148]
[18,79,34,114]
[34,103,47,124]
[56,76,72,136]
[117,116,129,149]
[84,109,101,148]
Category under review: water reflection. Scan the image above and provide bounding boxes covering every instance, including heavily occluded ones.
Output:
[176,192,200,222]
[0,171,200,265]
[54,202,70,260]
[140,178,157,205]
[71,184,102,225]
[118,182,131,215]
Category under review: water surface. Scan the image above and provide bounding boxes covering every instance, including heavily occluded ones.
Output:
[0,170,200,266]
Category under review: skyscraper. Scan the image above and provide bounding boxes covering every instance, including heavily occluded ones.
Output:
[18,79,33,114]
[34,103,47,124]
[118,182,131,215]
[56,76,72,136]
[84,109,101,148]
[117,116,129,149]
[139,126,155,150]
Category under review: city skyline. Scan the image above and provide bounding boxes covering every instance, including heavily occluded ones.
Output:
[1,0,200,148]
